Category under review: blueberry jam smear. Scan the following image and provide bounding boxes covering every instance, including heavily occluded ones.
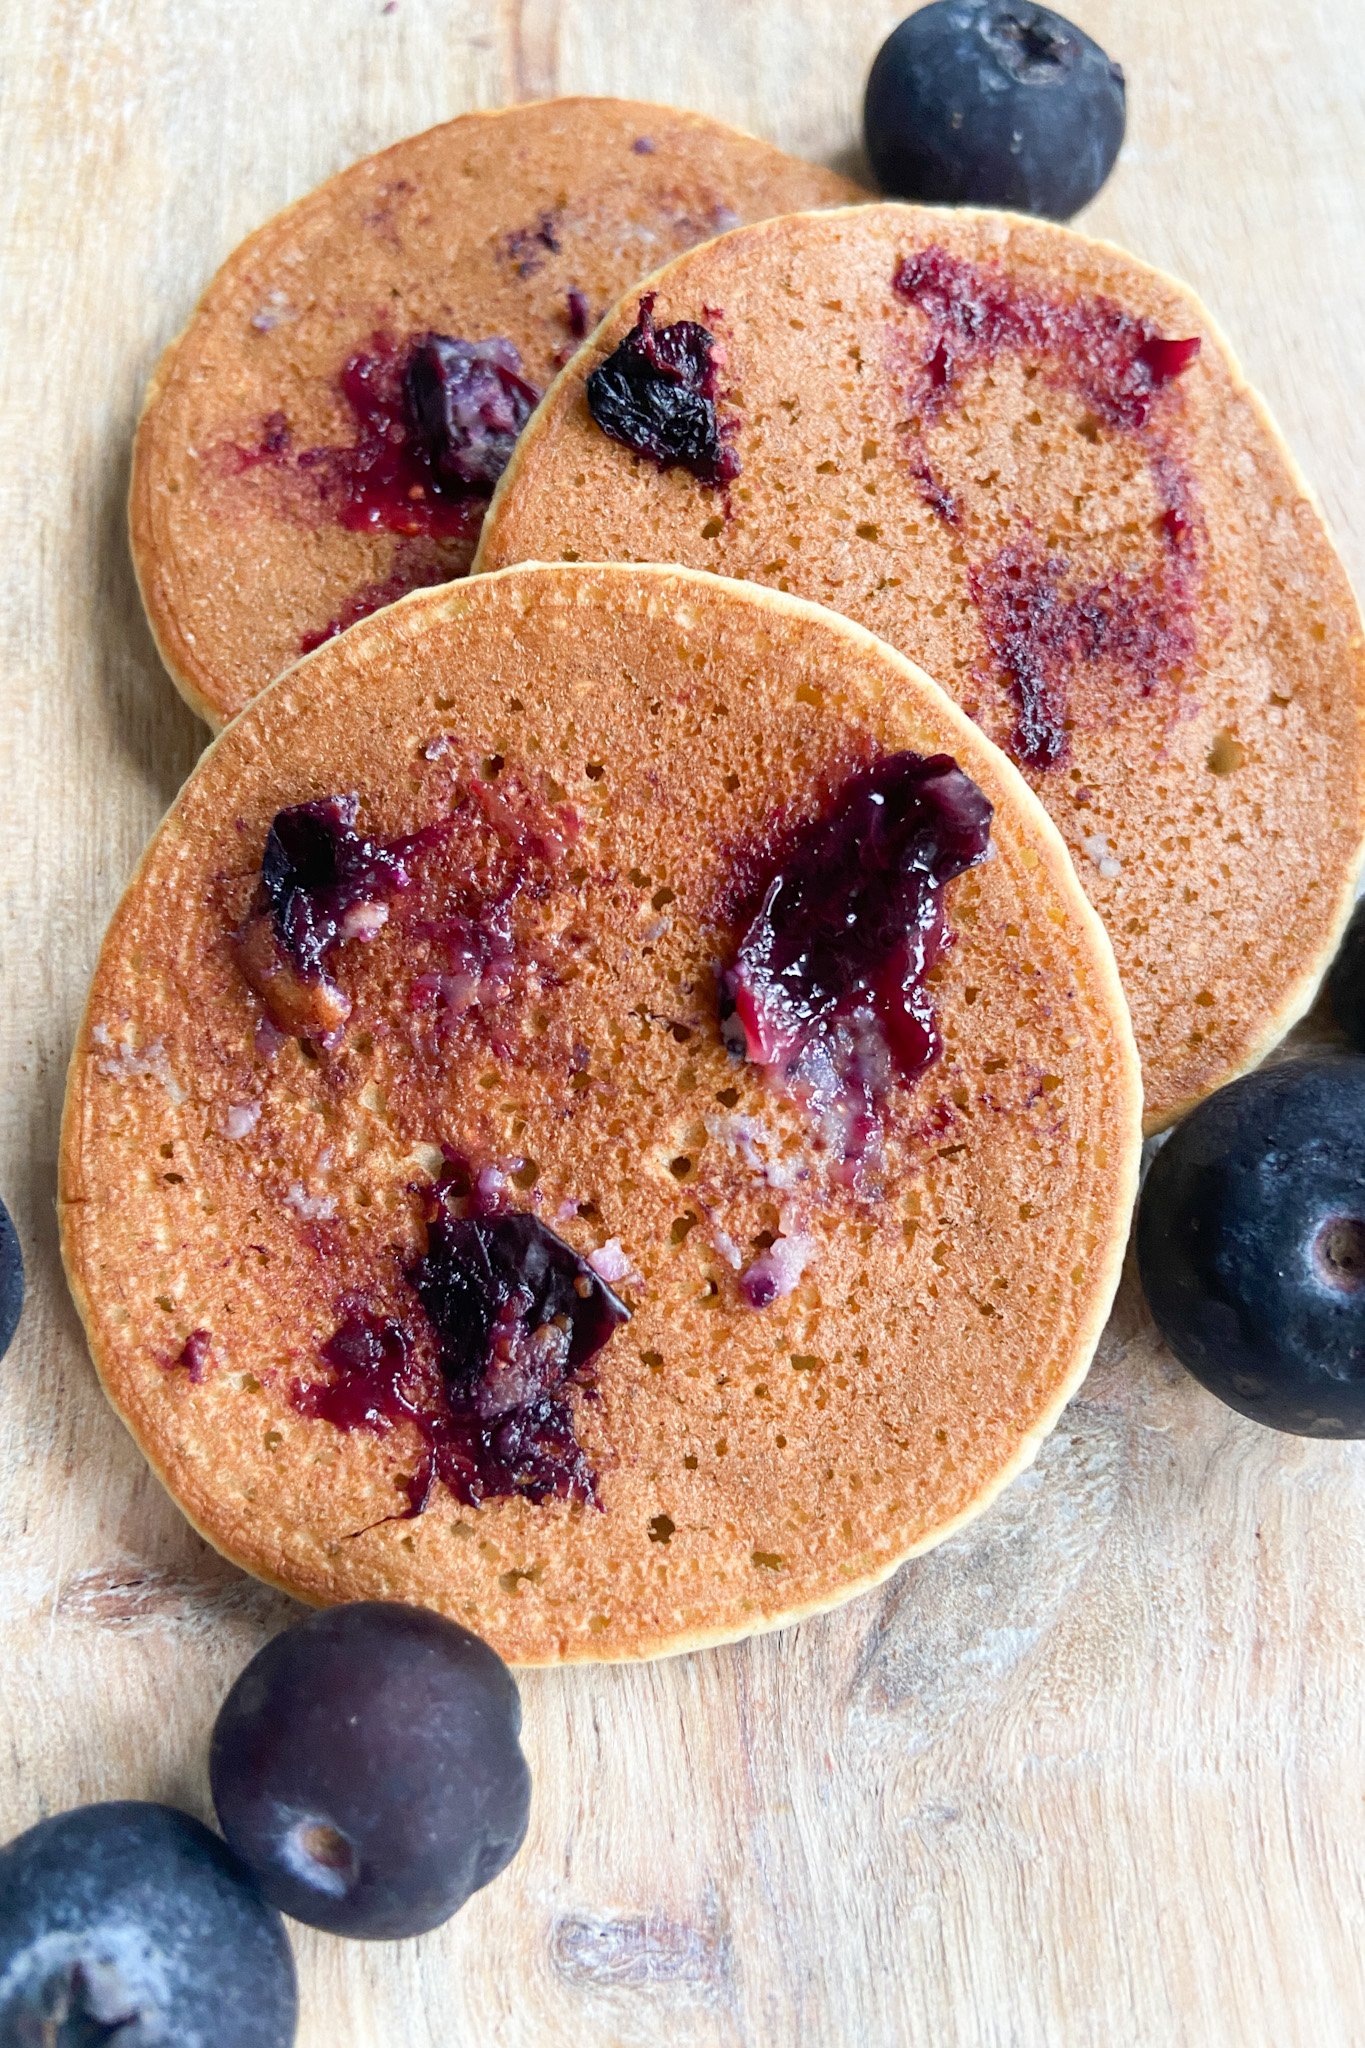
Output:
[299,549,447,655]
[721,753,992,1166]
[236,331,540,540]
[968,519,1199,770]
[891,244,1201,432]
[586,293,739,485]
[227,329,540,648]
[295,1198,629,1513]
[890,245,1204,768]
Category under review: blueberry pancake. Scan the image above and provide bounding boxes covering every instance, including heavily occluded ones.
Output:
[129,100,863,728]
[475,203,1365,1133]
[61,564,1140,1665]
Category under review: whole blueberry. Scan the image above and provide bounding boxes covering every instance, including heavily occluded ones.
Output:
[210,1602,531,1939]
[0,1195,22,1363]
[1327,898,1365,1053]
[864,1,1126,220]
[0,1801,296,2047]
[1138,1055,1365,1435]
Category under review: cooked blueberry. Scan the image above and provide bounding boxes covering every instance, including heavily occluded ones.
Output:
[864,1,1126,220]
[586,294,739,485]
[0,1194,22,1363]
[210,1602,531,1939]
[0,1801,296,2047]
[721,752,991,1165]
[296,1199,629,1513]
[411,1208,629,1403]
[234,794,441,1042]
[1138,1055,1365,1435]
[404,335,540,491]
[260,795,412,981]
[238,329,538,550]
[1328,899,1365,1053]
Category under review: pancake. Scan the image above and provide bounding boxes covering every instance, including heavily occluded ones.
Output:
[60,563,1141,1666]
[129,99,863,728]
[475,203,1365,1134]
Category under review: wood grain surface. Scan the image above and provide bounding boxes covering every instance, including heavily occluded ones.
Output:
[2,3,1363,2043]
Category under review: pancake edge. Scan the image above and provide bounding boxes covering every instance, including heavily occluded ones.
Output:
[474,201,1365,1138]
[127,99,866,732]
[61,560,1143,1664]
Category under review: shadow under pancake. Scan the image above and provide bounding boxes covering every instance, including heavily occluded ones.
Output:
[825,141,873,190]
[92,426,206,812]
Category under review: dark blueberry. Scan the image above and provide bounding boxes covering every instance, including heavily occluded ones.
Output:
[404,335,540,491]
[0,1801,296,2047]
[234,329,538,548]
[1138,1054,1365,1435]
[407,1205,629,1508]
[0,1194,22,1363]
[293,1204,629,1512]
[721,752,992,1163]
[585,294,740,485]
[210,1603,531,1940]
[411,1209,629,1400]
[234,794,441,1041]
[1328,899,1365,1053]
[864,1,1126,220]
[260,795,412,981]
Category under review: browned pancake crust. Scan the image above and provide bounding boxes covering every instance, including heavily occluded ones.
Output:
[476,204,1365,1134]
[61,564,1140,1665]
[130,100,863,727]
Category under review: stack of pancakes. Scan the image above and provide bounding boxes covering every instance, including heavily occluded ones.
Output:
[62,99,1363,1664]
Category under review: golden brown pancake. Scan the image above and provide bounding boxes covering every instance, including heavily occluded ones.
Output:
[129,99,863,728]
[475,203,1365,1134]
[61,563,1140,1665]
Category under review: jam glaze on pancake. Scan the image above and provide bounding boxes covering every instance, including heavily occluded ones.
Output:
[61,565,1141,1666]
[129,100,864,728]
[475,204,1365,1134]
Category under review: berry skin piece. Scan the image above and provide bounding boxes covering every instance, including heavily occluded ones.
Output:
[0,1801,297,2048]
[1327,898,1365,1053]
[585,294,739,485]
[0,1194,21,1362]
[210,1602,531,1939]
[864,1,1126,220]
[1138,1055,1365,1435]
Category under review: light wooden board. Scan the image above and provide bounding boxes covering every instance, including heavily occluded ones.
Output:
[3,2,1364,2042]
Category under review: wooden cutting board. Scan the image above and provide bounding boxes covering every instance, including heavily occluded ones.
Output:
[2,2,1362,2042]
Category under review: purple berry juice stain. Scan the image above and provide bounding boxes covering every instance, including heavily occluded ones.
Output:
[890,244,1203,767]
